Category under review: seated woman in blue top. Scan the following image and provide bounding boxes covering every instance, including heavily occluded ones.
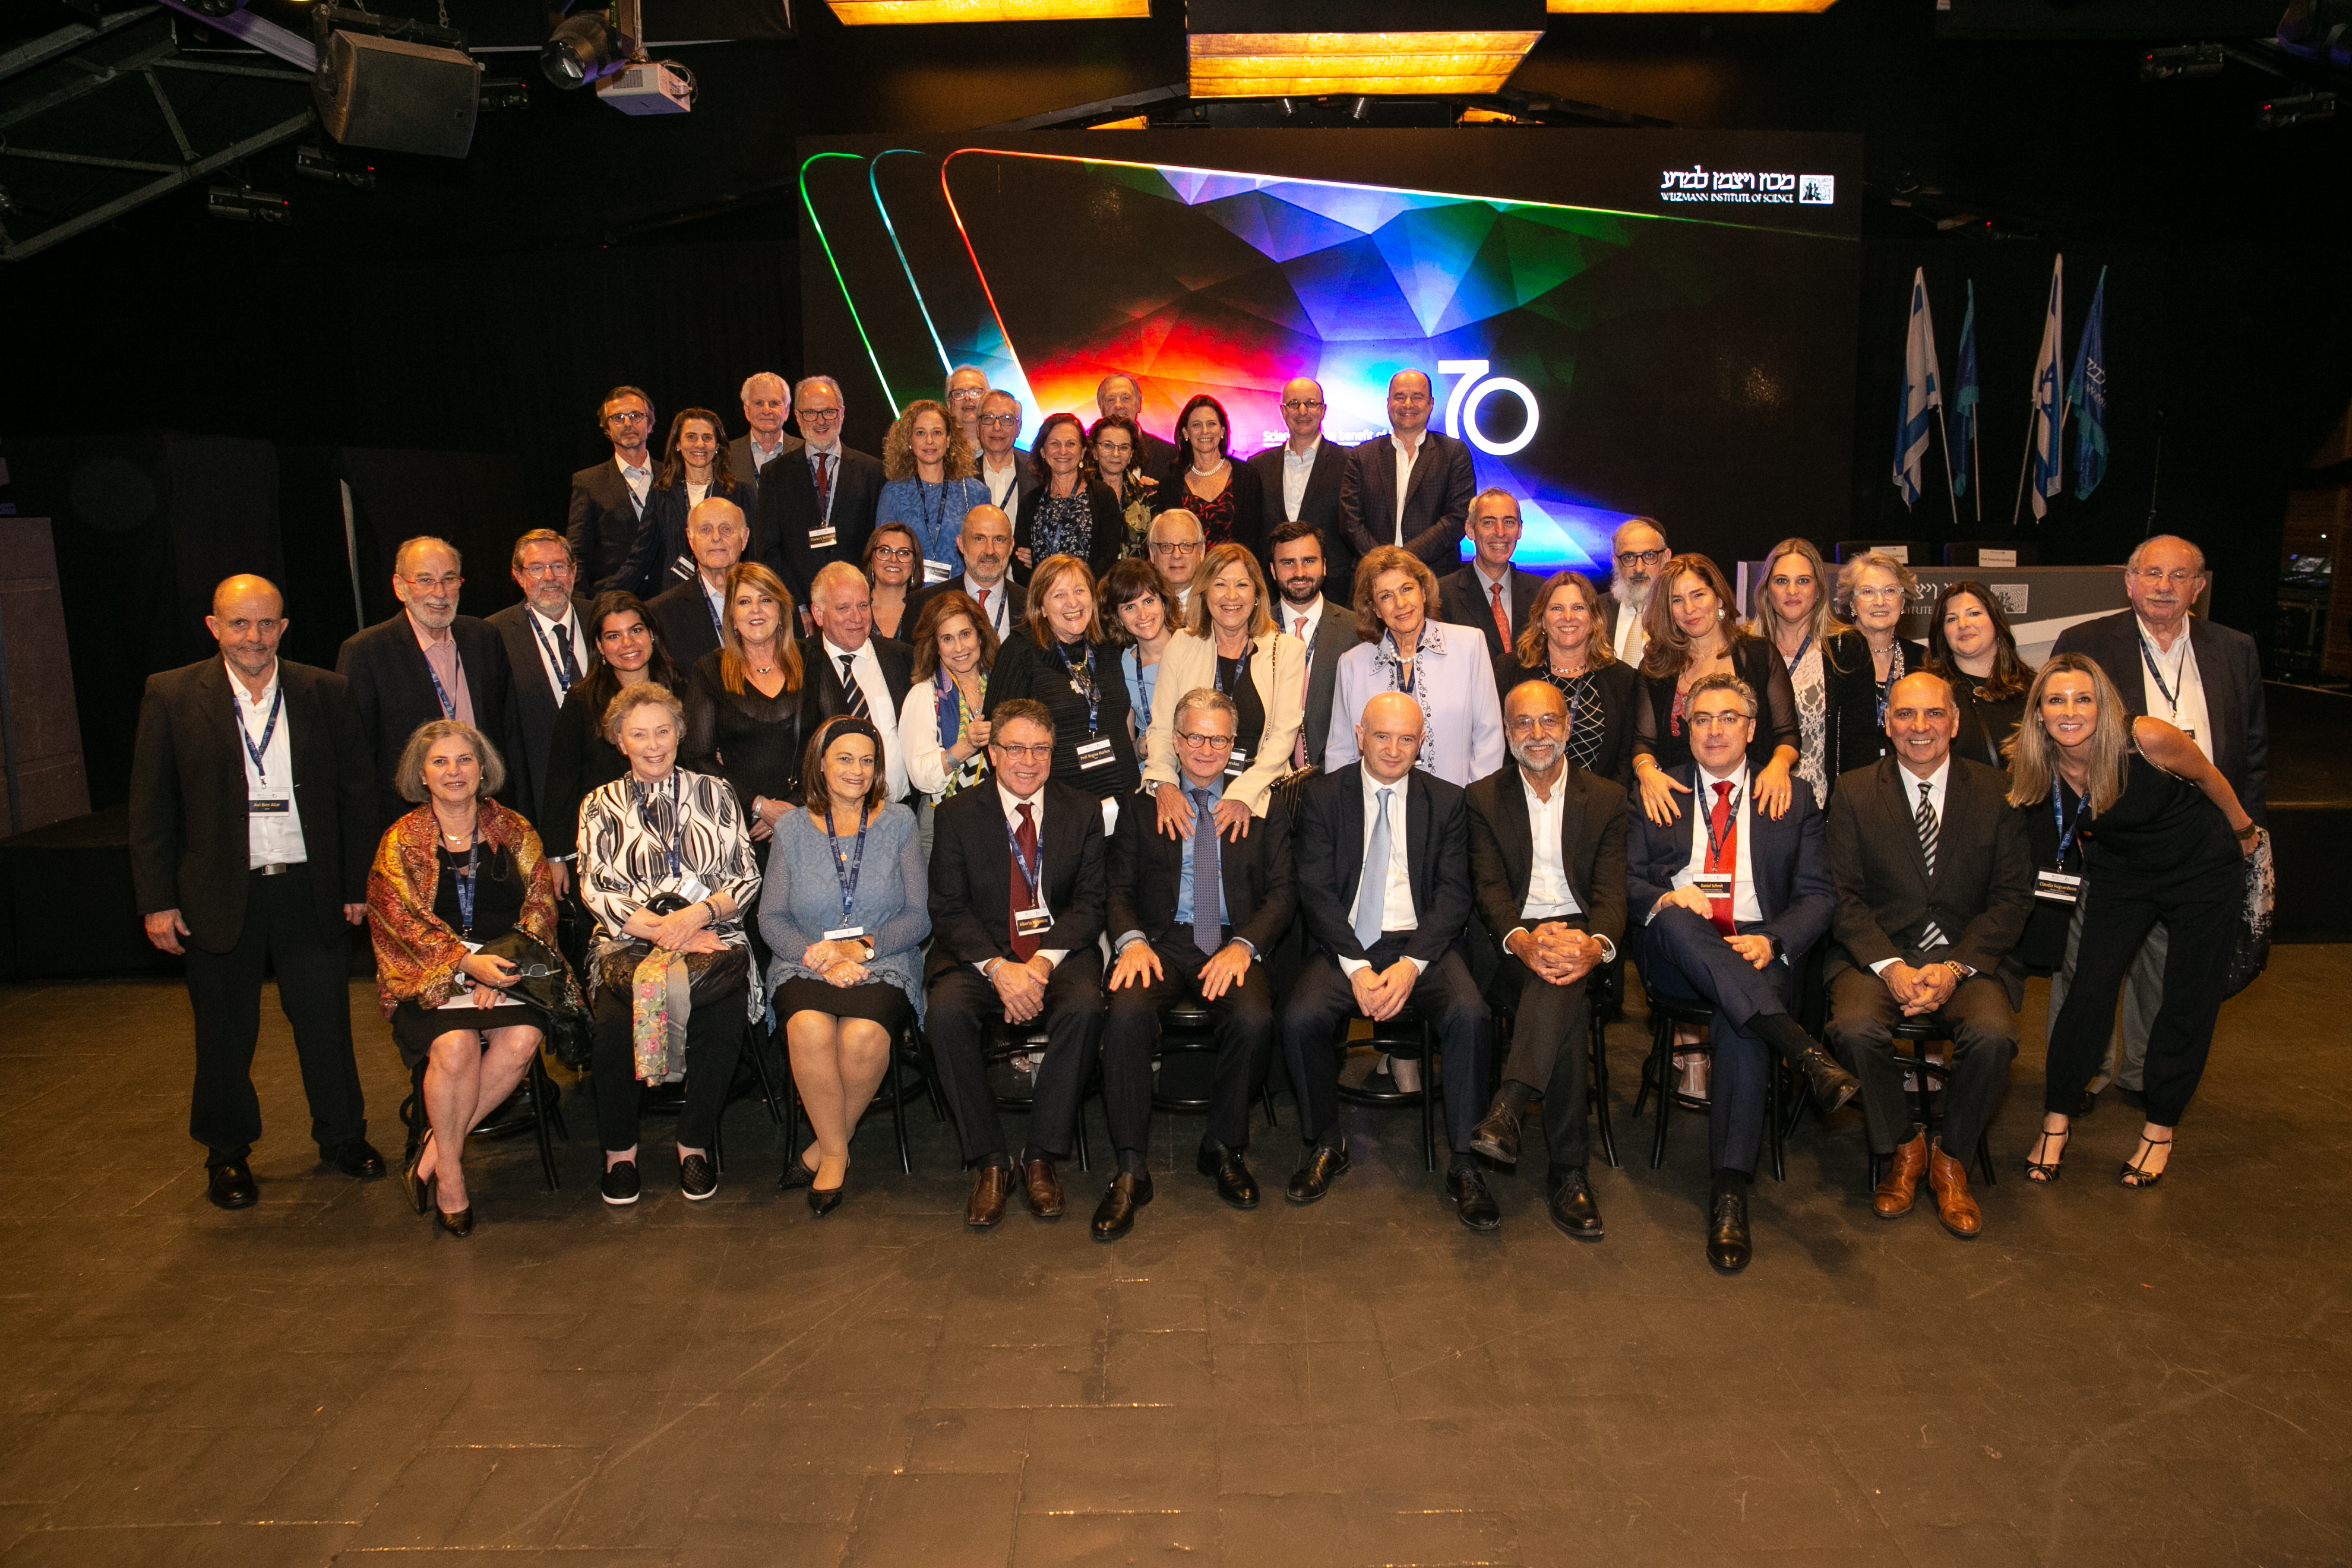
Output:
[875,399,989,590]
[760,715,930,1213]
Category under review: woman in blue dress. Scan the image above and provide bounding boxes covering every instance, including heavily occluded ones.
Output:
[875,399,989,590]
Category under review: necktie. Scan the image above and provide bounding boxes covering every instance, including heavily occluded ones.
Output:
[1490,582,1511,648]
[1354,787,1393,951]
[1292,614,1311,768]
[1190,787,1223,959]
[1705,780,1737,936]
[839,653,868,718]
[551,621,580,689]
[1009,802,1041,962]
[813,451,834,526]
[1620,612,1645,669]
[1915,780,1948,947]
[976,586,992,633]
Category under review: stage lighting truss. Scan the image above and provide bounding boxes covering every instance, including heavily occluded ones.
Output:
[826,1,1148,20]
[542,0,696,115]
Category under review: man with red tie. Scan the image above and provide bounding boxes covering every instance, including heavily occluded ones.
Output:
[1622,672,1853,1274]
[1437,490,1544,669]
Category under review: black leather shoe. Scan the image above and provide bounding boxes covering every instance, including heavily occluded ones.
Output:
[1285,1142,1350,1205]
[600,1160,641,1207]
[808,1180,846,1217]
[679,1153,717,1202]
[333,1139,387,1180]
[1196,1143,1260,1209]
[401,1133,434,1216]
[778,1149,818,1191]
[432,1206,474,1238]
[1468,1099,1523,1165]
[1545,1167,1603,1240]
[1447,1164,1502,1232]
[1090,1172,1153,1241]
[1796,1047,1860,1115]
[1707,1190,1752,1273]
[207,1161,257,1210]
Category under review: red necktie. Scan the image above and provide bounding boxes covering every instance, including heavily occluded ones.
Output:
[813,451,834,527]
[1705,780,1737,935]
[1008,802,1041,962]
[1292,614,1310,768]
[1490,582,1510,647]
[976,586,992,633]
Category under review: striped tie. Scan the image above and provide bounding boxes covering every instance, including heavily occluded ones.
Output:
[1915,780,1948,948]
[839,653,868,719]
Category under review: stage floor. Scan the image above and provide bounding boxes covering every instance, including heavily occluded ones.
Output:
[2,953,2348,1568]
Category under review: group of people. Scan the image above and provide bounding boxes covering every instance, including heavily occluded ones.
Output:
[125,356,2268,1274]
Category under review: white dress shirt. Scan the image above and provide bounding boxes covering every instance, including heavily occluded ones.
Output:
[1389,432,1422,542]
[965,575,1014,642]
[1282,438,1320,521]
[1339,768,1425,977]
[1664,761,1765,927]
[617,454,652,511]
[985,780,1067,971]
[824,637,908,802]
[1519,769,1583,920]
[1871,757,1952,973]
[526,604,588,704]
[1473,559,1516,636]
[1282,595,1326,660]
[230,659,309,868]
[2137,618,2214,764]
[981,454,1022,513]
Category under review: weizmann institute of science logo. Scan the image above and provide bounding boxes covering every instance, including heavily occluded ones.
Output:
[1659,168,1836,206]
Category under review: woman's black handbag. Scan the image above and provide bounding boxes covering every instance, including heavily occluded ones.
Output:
[2221,829,2274,1000]
[475,928,596,1068]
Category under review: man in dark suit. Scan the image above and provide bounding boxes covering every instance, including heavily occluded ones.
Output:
[1338,369,1477,574]
[801,562,914,804]
[130,574,382,1209]
[1098,688,1297,1238]
[1439,490,1545,668]
[644,498,747,675]
[729,370,803,482]
[2048,533,2268,1109]
[566,385,657,597]
[1267,519,1363,771]
[1598,516,1670,669]
[337,536,518,833]
[1282,691,1496,1229]
[760,374,884,610]
[1097,372,1178,486]
[926,699,1109,1230]
[973,390,1038,521]
[1622,674,1854,1273]
[487,529,594,841]
[1463,681,1629,1241]
[1825,672,2034,1243]
[905,504,1023,646]
[1248,377,1349,586]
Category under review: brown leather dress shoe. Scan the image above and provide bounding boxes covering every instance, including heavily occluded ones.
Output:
[966,1164,1012,1229]
[1927,1140,1982,1238]
[1873,1131,1927,1218]
[1022,1157,1064,1219]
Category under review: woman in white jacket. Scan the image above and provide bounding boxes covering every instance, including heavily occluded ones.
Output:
[1140,542,1305,837]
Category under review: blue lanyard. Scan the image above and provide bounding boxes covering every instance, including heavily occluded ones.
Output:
[453,831,482,935]
[1003,810,1042,900]
[2050,777,2085,868]
[529,614,580,691]
[1055,637,1100,735]
[823,809,870,923]
[2138,629,2186,716]
[1784,631,1813,670]
[422,653,458,720]
[1215,640,1251,696]
[633,773,685,881]
[912,478,946,558]
[703,584,726,640]
[235,681,284,783]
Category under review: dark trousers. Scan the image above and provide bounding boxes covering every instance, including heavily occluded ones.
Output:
[1638,907,1800,1175]
[1826,966,2016,1159]
[1488,956,1592,1171]
[1102,932,1275,1156]
[589,984,746,1152]
[2044,871,2237,1127]
[1282,937,1488,1155]
[927,949,1105,1165]
[182,864,366,1165]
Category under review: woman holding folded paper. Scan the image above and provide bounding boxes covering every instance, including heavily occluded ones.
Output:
[576,682,762,1208]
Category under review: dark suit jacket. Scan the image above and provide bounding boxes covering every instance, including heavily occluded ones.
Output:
[1153,461,1266,564]
[1292,763,1473,966]
[565,457,650,598]
[128,657,375,952]
[646,577,728,678]
[1338,428,1477,572]
[1248,438,1348,578]
[906,573,1025,641]
[1491,656,1640,792]
[335,611,518,832]
[758,442,885,605]
[487,596,595,826]
[1015,476,1127,582]
[925,779,1108,982]
[1289,595,1364,769]
[726,431,803,480]
[1824,756,2035,1008]
[1439,563,1544,666]
[1464,762,1630,960]
[799,634,915,777]
[1623,764,1832,962]
[1136,429,1183,488]
[613,475,761,605]
[2050,608,2268,822]
[1108,777,1295,959]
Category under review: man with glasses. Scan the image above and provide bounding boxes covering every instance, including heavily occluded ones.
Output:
[336,536,519,832]
[2048,534,2266,1111]
[1147,508,1208,618]
[1601,517,1670,668]
[567,385,661,596]
[945,365,991,453]
[1338,368,1477,573]
[973,390,1036,519]
[1096,372,1178,485]
[488,529,594,836]
[645,498,749,672]
[1248,376,1350,588]
[760,374,883,611]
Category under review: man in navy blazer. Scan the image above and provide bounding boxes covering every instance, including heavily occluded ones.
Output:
[1337,369,1478,574]
[1437,490,1545,667]
[1247,377,1350,586]
[486,529,595,835]
[1281,690,1496,1229]
[1624,672,1853,1273]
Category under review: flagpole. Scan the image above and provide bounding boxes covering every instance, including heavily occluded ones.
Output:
[2009,413,2036,529]
[1972,415,1984,525]
[1934,403,1962,531]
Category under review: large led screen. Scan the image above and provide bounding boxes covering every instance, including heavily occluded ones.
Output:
[798,131,1862,572]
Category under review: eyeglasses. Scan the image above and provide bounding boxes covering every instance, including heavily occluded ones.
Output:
[978,413,1020,428]
[991,742,1054,762]
[517,561,572,578]
[796,406,844,423]
[605,410,650,425]
[1615,548,1667,568]
[2133,567,2199,587]
[1851,585,1905,603]
[1281,399,1325,412]
[1687,710,1752,730]
[946,387,986,401]
[1176,730,1236,750]
[871,545,916,562]
[1506,713,1565,734]
[404,573,463,592]
[1150,539,1202,556]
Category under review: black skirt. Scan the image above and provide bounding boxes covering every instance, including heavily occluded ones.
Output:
[390,999,544,1072]
[776,976,911,1033]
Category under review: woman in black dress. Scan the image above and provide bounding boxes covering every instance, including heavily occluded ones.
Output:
[984,552,1139,824]
[2010,654,2258,1188]
[1155,393,1264,561]
[1628,553,1800,826]
[682,561,805,845]
[1495,568,1640,791]
[1927,580,2034,768]
[1014,412,1124,582]
[539,592,683,875]
[1821,550,1930,782]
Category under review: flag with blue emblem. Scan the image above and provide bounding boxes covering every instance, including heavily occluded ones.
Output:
[2068,265,2109,500]
[1952,280,1979,499]
[2028,255,2065,520]
[1891,267,1942,508]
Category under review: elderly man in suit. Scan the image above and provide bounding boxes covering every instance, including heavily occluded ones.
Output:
[1623,673,1852,1272]
[644,497,747,674]
[926,699,1110,1229]
[336,536,517,832]
[131,574,381,1209]
[566,385,659,597]
[1338,369,1477,574]
[1439,489,1544,668]
[945,364,992,453]
[1097,372,1178,485]
[730,370,803,482]
[1825,671,2034,1242]
[1598,516,1670,669]
[801,561,913,804]
[1266,519,1361,770]
[2047,533,2268,1111]
[487,529,593,845]
[1282,691,1496,1229]
[1463,680,1628,1240]
[760,374,884,609]
[907,504,1024,646]
[1248,377,1349,586]
[973,390,1037,521]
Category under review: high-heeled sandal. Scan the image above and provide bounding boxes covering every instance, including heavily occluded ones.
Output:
[2119,1133,2173,1188]
[2024,1126,2070,1183]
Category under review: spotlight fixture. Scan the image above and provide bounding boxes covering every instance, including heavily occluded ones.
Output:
[1186,2,1545,99]
[825,1,1146,18]
[2141,43,2225,80]
[542,7,637,88]
[207,184,291,223]
[188,0,247,16]
[295,143,378,188]
[2255,89,2336,127]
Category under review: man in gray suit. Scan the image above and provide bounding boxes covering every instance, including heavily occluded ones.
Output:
[1267,519,1362,770]
[1337,368,1477,573]
[728,370,804,482]
[487,529,594,853]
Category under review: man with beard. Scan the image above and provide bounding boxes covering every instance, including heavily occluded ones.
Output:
[487,529,594,838]
[1265,519,1361,770]
[1602,516,1670,668]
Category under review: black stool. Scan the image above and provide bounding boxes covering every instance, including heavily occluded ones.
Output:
[400,1045,567,1192]
[1867,1019,1997,1186]
[1332,1005,1438,1170]
[983,1016,1092,1171]
[779,1019,938,1175]
[1491,986,1619,1169]
[1152,1001,1281,1128]
[1635,994,1785,1180]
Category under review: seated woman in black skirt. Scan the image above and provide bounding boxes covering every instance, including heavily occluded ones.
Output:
[367,719,578,1237]
[760,716,930,1213]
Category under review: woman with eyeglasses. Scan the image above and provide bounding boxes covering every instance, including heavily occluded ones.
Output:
[1140,543,1304,830]
[1927,579,2035,768]
[861,521,922,642]
[1627,553,1801,826]
[877,398,989,589]
[1014,412,1124,582]
[1822,551,1930,782]
[540,591,685,873]
[985,554,1140,822]
[1086,413,1159,560]
[1155,394,1264,560]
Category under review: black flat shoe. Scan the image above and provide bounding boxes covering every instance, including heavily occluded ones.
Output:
[600,1160,641,1207]
[333,1139,387,1180]
[402,1133,434,1216]
[1196,1143,1260,1209]
[1090,1172,1153,1241]
[1545,1168,1603,1240]
[1446,1164,1501,1232]
[679,1153,718,1202]
[1707,1190,1752,1274]
[808,1181,846,1217]
[1285,1142,1350,1205]
[433,1206,474,1238]
[207,1162,258,1211]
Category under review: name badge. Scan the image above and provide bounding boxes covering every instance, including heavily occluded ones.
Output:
[924,558,954,584]
[1076,735,1115,770]
[2035,870,2084,905]
[1223,744,1251,780]
[670,554,696,583]
[822,925,867,943]
[669,874,712,904]
[1014,906,1052,937]
[1694,872,1732,899]
[249,795,292,815]
[809,526,838,551]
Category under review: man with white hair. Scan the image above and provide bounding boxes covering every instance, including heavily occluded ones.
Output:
[1601,516,1669,668]
[760,373,883,610]
[1147,508,1207,619]
[1096,372,1178,485]
[801,561,913,803]
[973,388,1036,519]
[728,370,802,480]
[645,497,750,671]
[946,364,991,453]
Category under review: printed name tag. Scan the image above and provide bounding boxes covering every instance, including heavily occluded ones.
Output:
[249,796,292,815]
[1014,906,1052,937]
[924,558,954,584]
[823,925,867,943]
[1223,745,1251,779]
[671,554,696,582]
[668,874,712,904]
[1694,873,1732,899]
[2035,870,2083,905]
[1076,735,1115,769]
[808,526,838,551]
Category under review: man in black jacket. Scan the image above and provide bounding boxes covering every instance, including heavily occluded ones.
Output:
[130,575,382,1209]
[801,562,913,804]
[566,385,658,596]
[1338,369,1477,573]
[905,504,1023,646]
[760,375,884,608]
[1439,491,1545,668]
[925,701,1109,1231]
[1266,519,1362,771]
[644,498,747,675]
[1099,688,1296,1238]
[1247,377,1349,587]
[487,529,593,837]
[1281,691,1496,1230]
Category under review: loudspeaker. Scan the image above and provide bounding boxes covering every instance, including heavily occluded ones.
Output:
[312,30,479,159]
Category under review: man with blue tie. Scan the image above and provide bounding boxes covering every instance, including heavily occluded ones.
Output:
[1282,690,1495,1229]
[1623,672,1854,1273]
[1098,688,1296,1239]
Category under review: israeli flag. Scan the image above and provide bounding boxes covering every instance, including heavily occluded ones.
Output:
[2028,255,2065,520]
[1891,267,1942,507]
[2069,265,2109,500]
[1952,280,1979,497]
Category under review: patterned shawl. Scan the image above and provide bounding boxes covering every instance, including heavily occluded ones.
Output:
[366,799,577,1017]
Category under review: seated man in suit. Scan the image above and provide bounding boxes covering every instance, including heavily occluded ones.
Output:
[488,529,593,853]
[1282,691,1495,1229]
[1099,687,1295,1238]
[1463,681,1627,1241]
[761,375,884,610]
[1623,673,1853,1273]
[644,498,747,674]
[1439,491,1544,668]
[907,504,1023,646]
[1248,377,1350,589]
[1825,671,2034,1241]
[802,561,914,804]
[1266,519,1360,771]
[1337,368,1477,573]
[926,700,1110,1229]
[566,385,657,596]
